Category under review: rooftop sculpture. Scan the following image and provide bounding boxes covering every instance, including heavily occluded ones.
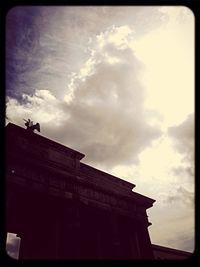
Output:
[23,119,40,133]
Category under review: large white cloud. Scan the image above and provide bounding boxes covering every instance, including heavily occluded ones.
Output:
[6,25,162,170]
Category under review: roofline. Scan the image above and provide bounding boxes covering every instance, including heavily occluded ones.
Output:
[6,123,156,208]
[80,161,136,189]
[152,244,193,256]
[6,123,85,160]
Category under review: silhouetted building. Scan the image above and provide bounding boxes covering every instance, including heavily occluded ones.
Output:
[152,244,192,260]
[6,123,155,259]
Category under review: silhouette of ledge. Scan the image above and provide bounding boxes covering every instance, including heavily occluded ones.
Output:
[6,122,85,160]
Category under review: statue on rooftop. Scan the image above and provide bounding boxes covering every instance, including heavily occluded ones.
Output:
[23,119,40,133]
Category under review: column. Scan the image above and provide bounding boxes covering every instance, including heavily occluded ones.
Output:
[109,213,121,258]
[58,199,81,259]
[136,222,154,259]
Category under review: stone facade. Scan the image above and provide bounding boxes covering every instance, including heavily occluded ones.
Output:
[6,123,155,259]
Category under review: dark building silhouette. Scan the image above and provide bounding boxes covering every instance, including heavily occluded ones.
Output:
[152,244,192,260]
[6,123,156,259]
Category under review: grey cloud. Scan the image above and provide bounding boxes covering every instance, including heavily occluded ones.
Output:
[172,166,194,180]
[164,186,194,207]
[168,114,194,162]
[168,114,194,183]
[163,115,195,212]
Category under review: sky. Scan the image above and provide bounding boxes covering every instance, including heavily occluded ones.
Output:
[6,6,194,255]
[6,233,21,259]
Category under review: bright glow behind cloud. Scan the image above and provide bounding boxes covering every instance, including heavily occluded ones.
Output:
[132,6,194,128]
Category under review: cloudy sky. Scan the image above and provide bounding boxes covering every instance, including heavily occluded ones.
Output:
[6,6,194,254]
